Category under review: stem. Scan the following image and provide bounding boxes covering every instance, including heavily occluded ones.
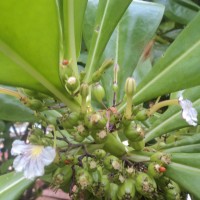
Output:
[124,96,133,119]
[148,99,179,116]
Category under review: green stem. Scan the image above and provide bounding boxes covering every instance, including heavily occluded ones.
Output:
[148,99,179,116]
[124,96,133,119]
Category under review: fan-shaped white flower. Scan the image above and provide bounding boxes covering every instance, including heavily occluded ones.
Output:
[178,95,198,126]
[11,140,56,179]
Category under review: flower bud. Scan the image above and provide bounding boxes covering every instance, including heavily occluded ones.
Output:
[65,76,79,92]
[125,77,136,97]
[92,83,105,103]
[80,83,89,98]
[117,179,136,200]
[113,83,118,92]
[135,172,157,198]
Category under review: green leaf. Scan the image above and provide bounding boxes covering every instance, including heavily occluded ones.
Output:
[165,162,200,199]
[118,11,200,111]
[0,94,36,122]
[84,0,132,82]
[102,1,164,105]
[0,172,33,200]
[153,0,199,24]
[144,86,200,142]
[161,133,200,150]
[0,1,79,111]
[61,0,88,78]
[164,144,200,153]
[171,153,200,168]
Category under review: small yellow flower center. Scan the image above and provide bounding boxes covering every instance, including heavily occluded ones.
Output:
[31,146,44,157]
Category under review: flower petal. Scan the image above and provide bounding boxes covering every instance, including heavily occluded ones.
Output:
[13,155,30,172]
[11,140,31,156]
[40,146,56,166]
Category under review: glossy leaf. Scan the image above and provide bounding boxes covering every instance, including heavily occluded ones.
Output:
[61,0,88,78]
[0,1,79,111]
[153,0,199,24]
[84,0,132,82]
[161,133,200,150]
[164,144,200,153]
[145,86,200,142]
[165,162,200,199]
[0,94,36,122]
[0,172,33,200]
[118,12,200,111]
[102,1,164,105]
[171,153,200,168]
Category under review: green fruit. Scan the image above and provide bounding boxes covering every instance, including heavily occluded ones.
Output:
[92,130,108,144]
[94,149,106,159]
[147,162,163,179]
[135,172,157,198]
[92,83,105,103]
[108,183,119,200]
[150,152,171,166]
[103,155,121,171]
[117,178,135,200]
[135,110,148,121]
[129,140,145,150]
[76,169,93,190]
[103,132,127,157]
[124,122,145,142]
[85,112,106,129]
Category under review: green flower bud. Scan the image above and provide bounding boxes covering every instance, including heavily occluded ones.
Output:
[129,140,145,151]
[150,152,171,166]
[113,83,118,92]
[117,179,136,200]
[93,149,107,159]
[125,77,136,97]
[92,83,105,103]
[124,122,145,142]
[80,83,89,98]
[65,76,79,92]
[135,172,157,198]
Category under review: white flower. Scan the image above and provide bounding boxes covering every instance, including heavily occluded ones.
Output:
[178,95,198,126]
[11,140,56,179]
